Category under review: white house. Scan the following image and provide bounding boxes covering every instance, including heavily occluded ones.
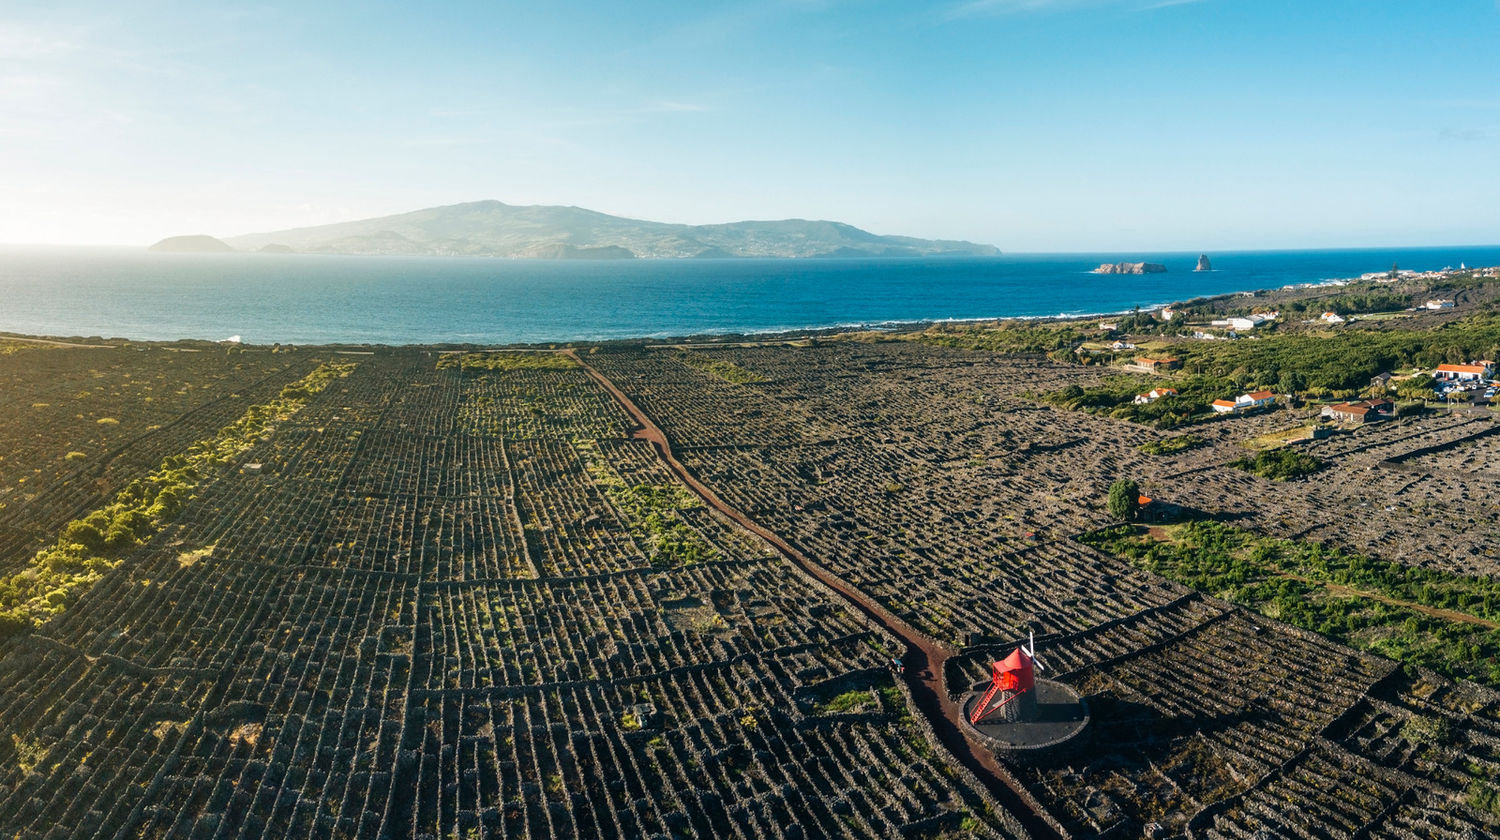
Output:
[1426,300,1455,310]
[1320,312,1346,324]
[1435,363,1493,381]
[1242,390,1277,409]
[1134,387,1178,404]
[1212,390,1277,414]
[1223,312,1279,331]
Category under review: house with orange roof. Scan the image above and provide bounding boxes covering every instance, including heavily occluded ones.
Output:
[1135,357,1181,373]
[1211,390,1277,414]
[1133,387,1178,404]
[1435,362,1493,381]
[1322,399,1393,424]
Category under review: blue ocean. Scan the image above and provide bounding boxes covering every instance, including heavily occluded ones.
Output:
[1,246,1497,345]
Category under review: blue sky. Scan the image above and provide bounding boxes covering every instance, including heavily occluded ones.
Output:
[1,0,1497,250]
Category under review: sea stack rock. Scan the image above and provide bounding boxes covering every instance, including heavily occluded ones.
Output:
[1195,254,1212,272]
[1091,261,1167,275]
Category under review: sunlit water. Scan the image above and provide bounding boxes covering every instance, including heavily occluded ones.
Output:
[1,246,1497,345]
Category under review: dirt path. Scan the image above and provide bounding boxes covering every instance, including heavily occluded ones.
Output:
[1299,576,1500,629]
[568,350,1064,840]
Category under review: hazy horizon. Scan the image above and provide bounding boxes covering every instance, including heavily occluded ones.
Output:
[5,232,1500,257]
[3,1,1498,251]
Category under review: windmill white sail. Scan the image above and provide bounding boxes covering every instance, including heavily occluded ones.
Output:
[1023,630,1047,673]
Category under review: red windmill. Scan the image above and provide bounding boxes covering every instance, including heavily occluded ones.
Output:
[970,632,1047,724]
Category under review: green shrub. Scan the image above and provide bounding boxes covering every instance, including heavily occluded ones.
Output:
[1229,448,1324,480]
[674,352,765,384]
[0,362,355,639]
[1080,522,1500,687]
[437,352,578,372]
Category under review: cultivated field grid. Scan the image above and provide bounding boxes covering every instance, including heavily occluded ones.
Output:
[0,345,1024,840]
[1,339,1498,840]
[586,340,1500,839]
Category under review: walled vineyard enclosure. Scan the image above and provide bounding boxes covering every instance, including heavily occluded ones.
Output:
[0,338,1496,840]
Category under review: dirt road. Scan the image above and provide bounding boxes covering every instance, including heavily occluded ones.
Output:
[569,351,1064,840]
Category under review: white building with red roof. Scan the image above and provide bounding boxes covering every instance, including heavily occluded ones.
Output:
[1435,363,1493,381]
[1212,390,1278,414]
[1134,387,1178,404]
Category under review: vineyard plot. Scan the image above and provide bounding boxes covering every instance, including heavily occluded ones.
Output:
[0,347,1022,840]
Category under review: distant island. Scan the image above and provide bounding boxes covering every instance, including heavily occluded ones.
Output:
[1196,254,1212,272]
[1092,261,1167,275]
[147,234,234,253]
[151,200,1001,259]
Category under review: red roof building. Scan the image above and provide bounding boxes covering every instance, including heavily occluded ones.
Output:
[1435,363,1492,380]
[1136,357,1182,372]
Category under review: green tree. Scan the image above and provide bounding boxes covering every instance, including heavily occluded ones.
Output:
[1397,374,1435,403]
[1107,478,1141,522]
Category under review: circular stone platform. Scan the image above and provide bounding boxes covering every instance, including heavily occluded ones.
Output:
[959,679,1090,759]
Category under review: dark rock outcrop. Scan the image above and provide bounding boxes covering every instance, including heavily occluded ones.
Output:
[1195,254,1212,272]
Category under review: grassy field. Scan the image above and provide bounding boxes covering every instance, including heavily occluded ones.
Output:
[1081,521,1500,687]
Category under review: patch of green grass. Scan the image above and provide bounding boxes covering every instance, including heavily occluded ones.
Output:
[674,351,764,384]
[0,362,356,638]
[1080,521,1500,687]
[9,734,46,774]
[907,323,1088,355]
[437,352,578,372]
[816,690,876,714]
[574,440,717,569]
[1469,780,1500,819]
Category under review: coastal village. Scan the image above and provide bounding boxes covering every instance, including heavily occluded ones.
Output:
[1071,263,1500,438]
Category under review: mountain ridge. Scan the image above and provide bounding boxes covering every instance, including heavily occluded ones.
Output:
[218,200,999,259]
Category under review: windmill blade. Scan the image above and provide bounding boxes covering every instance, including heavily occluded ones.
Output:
[1027,630,1047,671]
